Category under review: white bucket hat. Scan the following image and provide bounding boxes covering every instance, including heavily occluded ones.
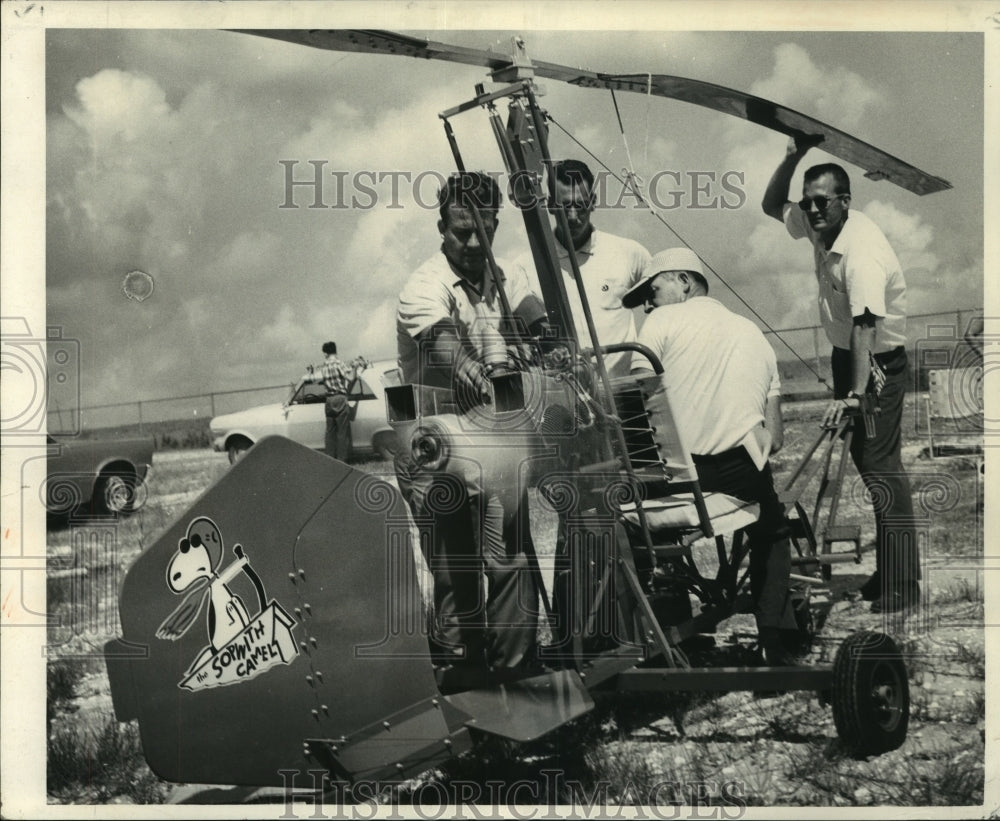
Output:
[621,247,706,308]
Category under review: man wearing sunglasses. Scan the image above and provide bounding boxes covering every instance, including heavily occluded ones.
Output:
[762,136,919,616]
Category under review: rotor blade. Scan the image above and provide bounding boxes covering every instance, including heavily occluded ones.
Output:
[236,29,951,196]
[238,28,517,71]
[570,74,952,196]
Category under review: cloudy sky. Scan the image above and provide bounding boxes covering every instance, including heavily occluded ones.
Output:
[40,15,986,409]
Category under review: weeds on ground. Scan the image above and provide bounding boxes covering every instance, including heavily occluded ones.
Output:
[583,741,661,802]
[789,735,983,806]
[46,572,74,612]
[950,639,986,680]
[47,659,83,726]
[762,699,819,744]
[934,576,981,605]
[48,717,168,804]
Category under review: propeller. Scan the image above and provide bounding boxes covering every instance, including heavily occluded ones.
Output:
[236,29,951,196]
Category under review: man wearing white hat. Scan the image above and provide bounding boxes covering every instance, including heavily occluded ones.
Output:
[625,248,798,664]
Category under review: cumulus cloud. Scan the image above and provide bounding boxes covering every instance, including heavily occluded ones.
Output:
[749,43,881,131]
[722,42,884,202]
[258,304,303,354]
[214,231,283,279]
[64,69,174,142]
[704,42,889,338]
[357,299,401,358]
[43,30,980,412]
[861,200,937,272]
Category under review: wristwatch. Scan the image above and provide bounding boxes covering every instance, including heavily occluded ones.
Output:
[845,390,862,401]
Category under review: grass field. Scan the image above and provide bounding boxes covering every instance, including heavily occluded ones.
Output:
[44,394,986,807]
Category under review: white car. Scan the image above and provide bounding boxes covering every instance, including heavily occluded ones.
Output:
[210,359,401,464]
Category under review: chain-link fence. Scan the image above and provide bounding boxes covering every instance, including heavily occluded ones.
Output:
[762,307,982,399]
[47,308,982,436]
[47,383,296,437]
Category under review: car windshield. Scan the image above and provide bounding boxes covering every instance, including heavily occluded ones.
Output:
[290,382,327,405]
[289,364,384,405]
[349,376,376,400]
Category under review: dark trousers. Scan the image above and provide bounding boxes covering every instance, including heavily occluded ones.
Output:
[831,346,920,587]
[324,393,352,461]
[394,452,539,670]
[692,449,796,632]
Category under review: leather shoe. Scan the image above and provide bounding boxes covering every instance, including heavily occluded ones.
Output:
[759,627,806,667]
[870,582,920,614]
[857,571,881,601]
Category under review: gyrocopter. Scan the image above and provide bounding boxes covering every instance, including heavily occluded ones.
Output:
[103,29,951,791]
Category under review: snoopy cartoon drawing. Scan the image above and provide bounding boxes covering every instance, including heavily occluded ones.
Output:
[156,516,269,674]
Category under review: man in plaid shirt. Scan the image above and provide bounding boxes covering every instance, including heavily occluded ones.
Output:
[307,341,357,461]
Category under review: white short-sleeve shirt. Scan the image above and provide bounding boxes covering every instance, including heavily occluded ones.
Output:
[396,252,544,385]
[784,204,907,352]
[635,296,780,456]
[514,229,651,378]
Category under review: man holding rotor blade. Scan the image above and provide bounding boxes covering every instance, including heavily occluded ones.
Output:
[762,136,920,615]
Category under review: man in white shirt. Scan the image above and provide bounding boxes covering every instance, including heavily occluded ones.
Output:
[626,247,798,665]
[513,159,651,377]
[762,137,919,615]
[395,172,545,686]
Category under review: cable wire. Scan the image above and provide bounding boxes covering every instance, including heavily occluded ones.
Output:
[548,108,834,392]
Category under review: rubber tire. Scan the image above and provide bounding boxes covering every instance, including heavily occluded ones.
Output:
[831,630,909,757]
[97,473,137,515]
[227,437,253,465]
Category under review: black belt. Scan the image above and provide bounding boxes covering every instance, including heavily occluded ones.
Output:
[691,445,747,465]
[834,345,904,363]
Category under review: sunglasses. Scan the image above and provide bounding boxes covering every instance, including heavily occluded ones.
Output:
[798,194,847,213]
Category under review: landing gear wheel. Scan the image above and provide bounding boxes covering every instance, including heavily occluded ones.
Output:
[831,630,909,757]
